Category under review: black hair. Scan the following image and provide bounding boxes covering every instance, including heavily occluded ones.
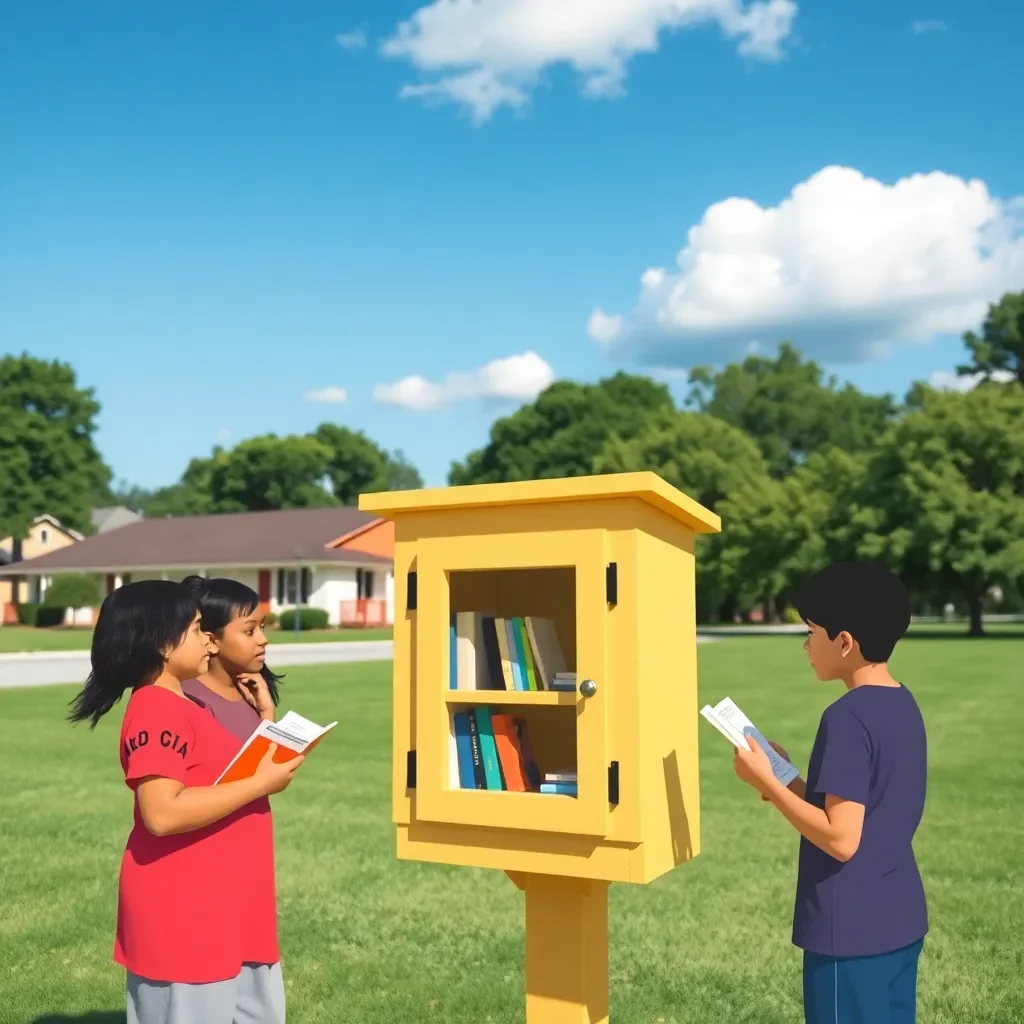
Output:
[68,580,199,729]
[180,575,284,705]
[793,560,911,663]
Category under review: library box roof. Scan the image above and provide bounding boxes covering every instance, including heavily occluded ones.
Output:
[359,472,721,535]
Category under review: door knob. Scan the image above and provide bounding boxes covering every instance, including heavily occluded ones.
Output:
[579,679,597,698]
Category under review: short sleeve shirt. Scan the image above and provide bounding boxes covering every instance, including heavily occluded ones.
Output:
[114,685,280,983]
[180,677,279,972]
[792,684,929,957]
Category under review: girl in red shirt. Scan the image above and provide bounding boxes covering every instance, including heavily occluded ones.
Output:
[68,580,303,1024]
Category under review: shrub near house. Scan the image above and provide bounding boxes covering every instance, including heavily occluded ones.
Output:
[23,575,102,627]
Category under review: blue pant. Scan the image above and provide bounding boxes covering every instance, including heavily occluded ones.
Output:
[803,938,923,1024]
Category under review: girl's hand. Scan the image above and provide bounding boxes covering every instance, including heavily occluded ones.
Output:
[236,672,272,717]
[733,731,776,794]
[253,743,304,796]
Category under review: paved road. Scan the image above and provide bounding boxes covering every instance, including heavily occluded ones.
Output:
[0,640,395,690]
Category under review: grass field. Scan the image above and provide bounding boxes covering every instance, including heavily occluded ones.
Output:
[0,626,392,654]
[2,636,1022,1023]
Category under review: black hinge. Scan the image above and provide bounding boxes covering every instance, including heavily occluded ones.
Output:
[608,761,619,805]
[406,750,417,789]
[606,562,618,606]
[407,571,417,611]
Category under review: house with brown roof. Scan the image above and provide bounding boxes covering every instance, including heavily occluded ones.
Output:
[0,506,395,627]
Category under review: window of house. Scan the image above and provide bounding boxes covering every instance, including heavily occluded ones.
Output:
[279,568,312,606]
[40,529,48,544]
[357,568,375,599]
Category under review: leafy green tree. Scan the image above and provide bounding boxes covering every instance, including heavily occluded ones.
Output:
[594,409,767,510]
[713,447,869,621]
[205,435,337,512]
[594,408,772,622]
[856,383,1024,636]
[0,354,112,538]
[685,343,897,477]
[313,424,423,503]
[956,290,1024,386]
[449,372,674,484]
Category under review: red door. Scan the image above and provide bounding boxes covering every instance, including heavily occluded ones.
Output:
[258,570,271,613]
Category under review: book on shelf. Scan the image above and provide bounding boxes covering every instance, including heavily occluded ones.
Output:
[699,696,800,787]
[214,711,337,785]
[449,706,547,792]
[550,671,576,692]
[448,613,569,692]
[539,781,577,796]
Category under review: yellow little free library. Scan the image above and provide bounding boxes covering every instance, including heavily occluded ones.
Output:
[359,471,720,1024]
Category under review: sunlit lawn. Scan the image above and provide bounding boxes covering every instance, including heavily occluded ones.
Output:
[0,626,392,654]
[2,635,1022,1023]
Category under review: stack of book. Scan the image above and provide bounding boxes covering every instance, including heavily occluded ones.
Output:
[539,771,577,796]
[448,612,569,691]
[449,706,576,798]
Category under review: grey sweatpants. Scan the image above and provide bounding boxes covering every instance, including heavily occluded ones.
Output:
[127,962,285,1024]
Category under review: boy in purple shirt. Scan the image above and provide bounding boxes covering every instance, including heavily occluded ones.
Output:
[733,561,928,1023]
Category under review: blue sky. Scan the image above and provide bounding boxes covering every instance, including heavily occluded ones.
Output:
[2,1,1022,493]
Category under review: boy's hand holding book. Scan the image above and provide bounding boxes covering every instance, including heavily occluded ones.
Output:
[732,729,779,794]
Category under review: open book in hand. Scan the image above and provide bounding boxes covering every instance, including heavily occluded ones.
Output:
[214,711,337,785]
[700,696,801,787]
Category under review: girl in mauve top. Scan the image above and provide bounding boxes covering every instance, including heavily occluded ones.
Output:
[68,580,303,1024]
[178,576,289,1015]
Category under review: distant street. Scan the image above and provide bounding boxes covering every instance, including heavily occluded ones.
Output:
[0,640,395,690]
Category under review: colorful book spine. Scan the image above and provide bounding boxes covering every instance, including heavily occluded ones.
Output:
[480,616,505,690]
[513,716,542,791]
[504,619,525,690]
[473,706,505,790]
[514,617,540,690]
[491,713,529,791]
[453,712,477,789]
[509,617,535,691]
[464,708,487,789]
[493,617,516,690]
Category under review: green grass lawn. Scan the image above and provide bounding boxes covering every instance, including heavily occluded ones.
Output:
[2,636,1022,1023]
[0,626,392,654]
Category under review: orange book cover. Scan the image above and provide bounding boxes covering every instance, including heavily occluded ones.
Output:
[491,714,529,792]
[215,711,337,785]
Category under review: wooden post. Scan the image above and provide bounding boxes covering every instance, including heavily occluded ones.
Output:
[509,872,610,1024]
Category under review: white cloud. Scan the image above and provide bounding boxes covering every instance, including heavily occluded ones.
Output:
[588,165,1024,366]
[587,309,625,345]
[304,386,349,403]
[381,0,798,122]
[336,28,368,51]
[374,351,554,411]
[929,369,1015,392]
[911,20,947,35]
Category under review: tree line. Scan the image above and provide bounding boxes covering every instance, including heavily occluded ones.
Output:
[2,290,1021,634]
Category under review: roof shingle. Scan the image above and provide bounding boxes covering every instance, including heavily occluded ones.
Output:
[0,506,390,574]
